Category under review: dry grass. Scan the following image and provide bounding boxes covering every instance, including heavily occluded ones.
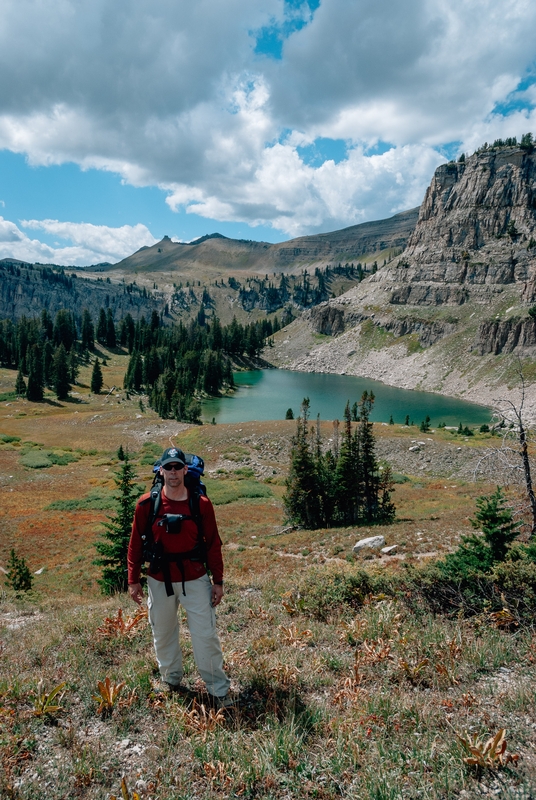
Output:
[0,363,535,798]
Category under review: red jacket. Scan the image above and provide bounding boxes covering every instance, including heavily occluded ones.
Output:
[128,490,223,585]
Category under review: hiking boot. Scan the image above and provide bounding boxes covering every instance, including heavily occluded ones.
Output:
[153,679,189,696]
[210,691,239,709]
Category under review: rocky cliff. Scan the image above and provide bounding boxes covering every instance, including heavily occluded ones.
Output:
[0,259,162,322]
[266,145,536,417]
[386,147,536,306]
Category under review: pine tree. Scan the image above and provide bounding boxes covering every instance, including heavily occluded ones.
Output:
[94,454,138,594]
[6,549,33,592]
[53,309,77,351]
[106,308,116,348]
[124,351,143,391]
[81,309,95,351]
[283,399,323,528]
[334,402,360,524]
[91,358,103,394]
[470,487,520,562]
[442,487,520,578]
[42,340,55,387]
[96,308,107,345]
[356,391,382,522]
[26,343,44,402]
[143,347,161,388]
[53,343,71,400]
[68,348,79,384]
[15,366,26,396]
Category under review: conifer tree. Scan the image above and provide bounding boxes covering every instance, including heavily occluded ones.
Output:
[41,309,53,341]
[26,343,44,402]
[15,366,26,396]
[284,394,396,529]
[124,350,143,391]
[81,309,95,351]
[333,402,361,524]
[284,399,323,528]
[356,391,381,522]
[53,309,77,351]
[53,343,71,400]
[42,340,55,387]
[6,549,33,593]
[96,308,107,345]
[94,454,138,594]
[68,348,79,384]
[470,487,520,562]
[106,308,116,348]
[91,358,103,394]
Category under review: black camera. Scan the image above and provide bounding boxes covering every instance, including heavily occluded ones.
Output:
[158,513,189,534]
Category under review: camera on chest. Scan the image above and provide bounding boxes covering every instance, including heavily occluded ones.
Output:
[157,513,190,534]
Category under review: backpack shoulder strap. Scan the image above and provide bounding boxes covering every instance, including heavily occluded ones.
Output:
[142,484,162,549]
[188,487,208,568]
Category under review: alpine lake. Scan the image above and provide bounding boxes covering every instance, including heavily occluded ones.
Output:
[201,369,492,427]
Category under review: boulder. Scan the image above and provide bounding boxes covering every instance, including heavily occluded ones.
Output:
[353,535,385,554]
[381,545,398,555]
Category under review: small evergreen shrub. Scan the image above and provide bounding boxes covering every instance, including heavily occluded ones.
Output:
[440,487,520,579]
[6,549,33,593]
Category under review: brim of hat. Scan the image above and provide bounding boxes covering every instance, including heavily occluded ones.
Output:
[160,458,186,467]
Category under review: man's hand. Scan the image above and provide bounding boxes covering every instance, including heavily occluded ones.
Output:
[128,583,144,605]
[211,583,224,607]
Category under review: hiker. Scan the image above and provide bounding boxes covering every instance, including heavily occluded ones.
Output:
[127,446,233,707]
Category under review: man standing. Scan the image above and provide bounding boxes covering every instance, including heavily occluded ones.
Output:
[128,447,232,707]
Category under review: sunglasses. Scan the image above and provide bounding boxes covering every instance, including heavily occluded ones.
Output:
[162,463,185,472]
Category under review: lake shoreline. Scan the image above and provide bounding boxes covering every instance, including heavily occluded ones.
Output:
[263,320,536,423]
[202,368,492,426]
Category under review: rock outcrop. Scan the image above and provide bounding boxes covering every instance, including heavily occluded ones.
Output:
[474,317,536,355]
[385,147,536,306]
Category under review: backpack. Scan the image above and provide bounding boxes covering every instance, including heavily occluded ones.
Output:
[140,453,209,597]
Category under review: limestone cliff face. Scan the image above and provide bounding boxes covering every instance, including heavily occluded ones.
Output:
[473,317,536,355]
[386,148,536,305]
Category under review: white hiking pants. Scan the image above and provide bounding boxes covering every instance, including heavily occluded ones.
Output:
[147,574,230,698]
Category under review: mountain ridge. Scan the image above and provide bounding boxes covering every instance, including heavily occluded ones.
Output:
[107,208,419,277]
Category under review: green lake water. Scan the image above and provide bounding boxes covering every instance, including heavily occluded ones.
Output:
[202,369,491,426]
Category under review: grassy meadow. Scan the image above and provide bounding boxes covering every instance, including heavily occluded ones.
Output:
[1,350,535,799]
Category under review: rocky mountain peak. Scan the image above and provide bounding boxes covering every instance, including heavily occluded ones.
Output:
[386,146,536,305]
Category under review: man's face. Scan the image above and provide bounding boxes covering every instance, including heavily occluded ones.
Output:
[160,462,188,488]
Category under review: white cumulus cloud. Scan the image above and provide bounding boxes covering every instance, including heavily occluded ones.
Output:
[0,218,157,265]
[0,0,534,238]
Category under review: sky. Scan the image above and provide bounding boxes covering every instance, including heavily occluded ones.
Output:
[0,0,535,266]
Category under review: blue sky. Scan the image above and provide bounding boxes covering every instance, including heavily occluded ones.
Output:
[0,0,535,265]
